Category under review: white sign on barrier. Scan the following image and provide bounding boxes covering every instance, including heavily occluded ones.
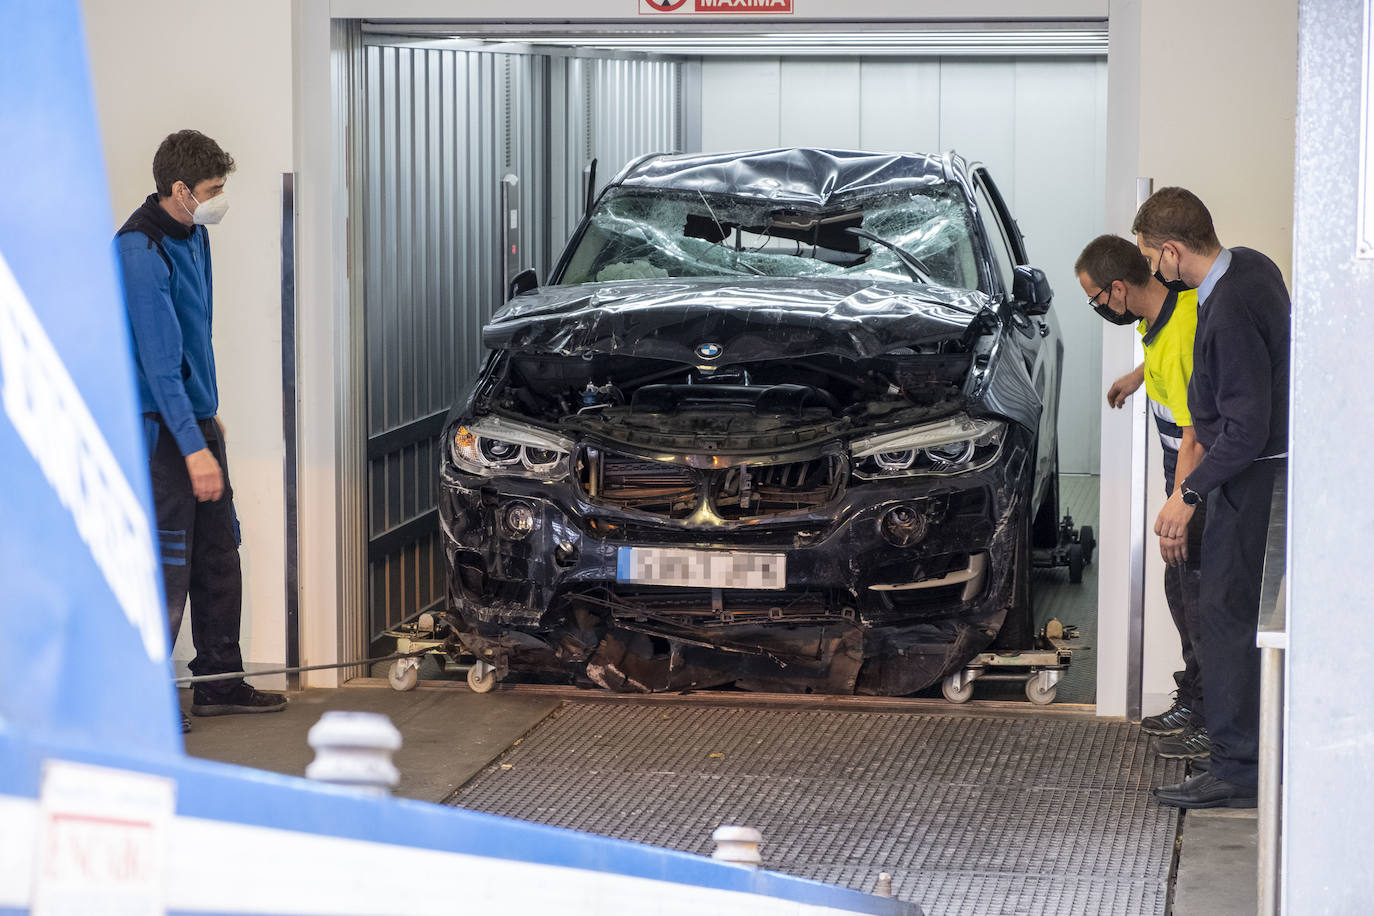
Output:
[31,760,175,916]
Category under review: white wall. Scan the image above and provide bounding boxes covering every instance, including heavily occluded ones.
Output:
[698,56,1108,475]
[1137,0,1296,707]
[1100,0,1297,716]
[81,0,295,685]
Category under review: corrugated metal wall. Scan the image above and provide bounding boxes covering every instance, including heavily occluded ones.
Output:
[551,57,682,248]
[360,44,680,639]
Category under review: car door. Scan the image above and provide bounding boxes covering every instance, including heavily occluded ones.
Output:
[970,167,1062,507]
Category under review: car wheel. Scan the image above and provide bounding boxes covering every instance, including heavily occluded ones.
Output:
[993,505,1035,650]
[1067,542,1085,584]
[1078,525,1096,564]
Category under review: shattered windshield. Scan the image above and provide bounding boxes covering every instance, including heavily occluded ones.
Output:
[559,183,984,291]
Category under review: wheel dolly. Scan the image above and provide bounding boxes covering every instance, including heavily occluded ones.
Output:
[1032,514,1096,584]
[940,618,1080,705]
[382,614,493,693]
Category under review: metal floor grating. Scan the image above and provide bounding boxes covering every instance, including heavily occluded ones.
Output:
[449,702,1183,915]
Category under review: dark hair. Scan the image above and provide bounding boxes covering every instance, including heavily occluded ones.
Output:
[1075,234,1151,290]
[152,130,235,198]
[1131,186,1220,254]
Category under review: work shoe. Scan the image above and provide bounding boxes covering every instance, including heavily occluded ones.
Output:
[191,683,288,717]
[1140,695,1196,736]
[1153,772,1256,809]
[181,712,192,734]
[1153,727,1212,760]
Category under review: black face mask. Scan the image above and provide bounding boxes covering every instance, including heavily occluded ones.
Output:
[1155,270,1193,294]
[1092,300,1138,326]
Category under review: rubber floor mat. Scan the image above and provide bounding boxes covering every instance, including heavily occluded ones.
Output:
[448,703,1184,915]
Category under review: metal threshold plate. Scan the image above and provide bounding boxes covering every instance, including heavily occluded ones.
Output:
[449,703,1182,915]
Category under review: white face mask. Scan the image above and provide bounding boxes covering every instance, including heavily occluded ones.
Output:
[178,183,229,226]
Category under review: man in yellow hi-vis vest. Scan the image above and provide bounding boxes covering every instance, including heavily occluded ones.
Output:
[1075,234,1209,764]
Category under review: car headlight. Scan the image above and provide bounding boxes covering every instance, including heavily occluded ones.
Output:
[850,415,1006,479]
[451,420,572,479]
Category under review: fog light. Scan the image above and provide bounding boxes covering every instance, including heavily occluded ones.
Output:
[502,501,536,539]
[880,505,928,547]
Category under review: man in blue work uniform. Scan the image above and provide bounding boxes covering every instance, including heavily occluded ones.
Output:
[1075,235,1210,763]
[1134,188,1289,809]
[115,130,286,733]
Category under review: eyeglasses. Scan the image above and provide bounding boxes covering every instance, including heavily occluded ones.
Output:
[1088,279,1132,324]
[1087,281,1119,310]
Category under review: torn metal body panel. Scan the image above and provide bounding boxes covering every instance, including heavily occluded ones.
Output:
[438,148,1063,696]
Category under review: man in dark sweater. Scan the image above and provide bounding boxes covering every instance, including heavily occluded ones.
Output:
[1133,187,1289,809]
[115,131,286,732]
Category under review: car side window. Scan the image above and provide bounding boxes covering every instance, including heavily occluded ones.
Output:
[973,180,1017,297]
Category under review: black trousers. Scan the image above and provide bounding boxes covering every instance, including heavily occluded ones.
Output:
[1163,453,1206,719]
[148,416,245,695]
[1197,458,1279,789]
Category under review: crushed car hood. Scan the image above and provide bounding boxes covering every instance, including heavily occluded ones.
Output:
[484,278,991,363]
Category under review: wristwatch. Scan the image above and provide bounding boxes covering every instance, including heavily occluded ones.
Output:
[1180,483,1202,506]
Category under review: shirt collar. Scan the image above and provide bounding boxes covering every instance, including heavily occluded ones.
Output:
[1196,246,1232,306]
[1139,289,1179,347]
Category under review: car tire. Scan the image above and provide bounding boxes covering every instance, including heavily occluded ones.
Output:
[1067,542,1085,584]
[993,504,1035,650]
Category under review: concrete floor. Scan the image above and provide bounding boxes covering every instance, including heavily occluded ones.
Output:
[1172,808,1259,916]
[181,684,1261,914]
[180,684,561,801]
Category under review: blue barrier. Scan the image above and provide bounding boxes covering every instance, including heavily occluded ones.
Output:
[0,4,919,913]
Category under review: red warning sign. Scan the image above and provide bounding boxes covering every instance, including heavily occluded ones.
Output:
[640,0,793,13]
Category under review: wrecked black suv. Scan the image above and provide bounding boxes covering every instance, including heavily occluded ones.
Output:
[439,148,1062,696]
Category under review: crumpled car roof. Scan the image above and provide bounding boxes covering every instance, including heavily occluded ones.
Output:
[615,148,954,207]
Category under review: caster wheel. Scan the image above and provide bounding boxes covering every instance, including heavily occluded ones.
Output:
[1078,525,1096,564]
[467,662,498,694]
[1067,543,1085,584]
[1026,676,1057,706]
[942,674,975,704]
[388,659,419,692]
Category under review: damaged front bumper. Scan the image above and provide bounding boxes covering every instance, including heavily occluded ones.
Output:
[438,430,1033,696]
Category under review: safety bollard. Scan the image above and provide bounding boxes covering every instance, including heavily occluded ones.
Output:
[711,826,762,867]
[305,711,402,794]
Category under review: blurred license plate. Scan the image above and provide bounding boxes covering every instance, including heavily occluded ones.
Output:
[617,547,786,590]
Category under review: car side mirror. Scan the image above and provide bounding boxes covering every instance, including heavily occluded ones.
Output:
[1012,265,1053,316]
[509,267,538,300]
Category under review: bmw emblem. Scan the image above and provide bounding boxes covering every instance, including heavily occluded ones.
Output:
[695,342,723,360]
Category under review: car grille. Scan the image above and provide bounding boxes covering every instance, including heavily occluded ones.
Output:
[713,456,842,520]
[576,447,843,524]
[596,587,845,627]
[577,450,700,519]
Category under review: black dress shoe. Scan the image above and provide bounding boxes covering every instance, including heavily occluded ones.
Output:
[1141,695,1196,736]
[1153,727,1212,759]
[1153,772,1256,809]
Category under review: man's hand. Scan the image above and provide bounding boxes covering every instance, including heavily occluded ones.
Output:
[185,448,224,502]
[1107,364,1146,408]
[1154,489,1195,549]
[1159,532,1188,567]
